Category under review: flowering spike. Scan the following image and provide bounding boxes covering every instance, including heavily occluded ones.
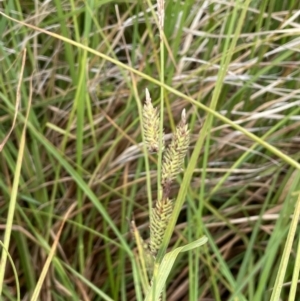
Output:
[149,195,173,256]
[161,109,190,186]
[142,89,164,152]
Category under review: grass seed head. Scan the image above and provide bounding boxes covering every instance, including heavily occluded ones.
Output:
[161,109,190,186]
[157,0,165,33]
[149,196,173,255]
[142,88,164,152]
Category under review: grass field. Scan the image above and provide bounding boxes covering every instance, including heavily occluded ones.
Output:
[1,1,300,300]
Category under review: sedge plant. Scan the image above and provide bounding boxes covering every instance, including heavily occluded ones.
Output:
[131,1,207,299]
[131,88,195,299]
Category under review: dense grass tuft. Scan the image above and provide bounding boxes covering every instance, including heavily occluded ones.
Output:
[1,1,300,300]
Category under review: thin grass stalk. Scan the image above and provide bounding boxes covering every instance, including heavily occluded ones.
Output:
[270,192,300,301]
[288,230,300,301]
[0,51,28,295]
[75,48,87,275]
[157,0,165,202]
[76,1,93,274]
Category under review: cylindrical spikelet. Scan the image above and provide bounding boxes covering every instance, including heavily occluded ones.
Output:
[149,196,173,256]
[142,89,163,153]
[161,109,190,186]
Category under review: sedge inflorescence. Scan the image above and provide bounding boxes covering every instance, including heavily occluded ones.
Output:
[134,88,190,266]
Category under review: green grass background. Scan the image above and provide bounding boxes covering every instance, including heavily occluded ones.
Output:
[1,0,300,300]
